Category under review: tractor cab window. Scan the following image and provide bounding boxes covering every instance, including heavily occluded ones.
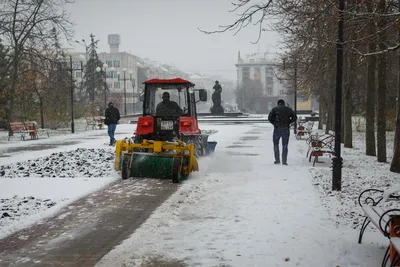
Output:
[145,87,188,116]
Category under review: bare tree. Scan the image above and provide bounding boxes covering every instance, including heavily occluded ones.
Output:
[0,0,74,125]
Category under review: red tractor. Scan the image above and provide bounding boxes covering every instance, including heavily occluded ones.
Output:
[133,78,209,156]
[114,78,210,182]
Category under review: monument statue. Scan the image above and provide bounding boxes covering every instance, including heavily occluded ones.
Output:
[210,81,224,115]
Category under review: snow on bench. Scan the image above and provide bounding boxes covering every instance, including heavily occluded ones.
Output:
[357,188,400,267]
[305,131,335,166]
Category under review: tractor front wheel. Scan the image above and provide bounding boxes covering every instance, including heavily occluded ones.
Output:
[172,157,182,183]
[121,155,130,180]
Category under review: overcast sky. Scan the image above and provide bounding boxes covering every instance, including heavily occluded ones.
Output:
[66,0,281,81]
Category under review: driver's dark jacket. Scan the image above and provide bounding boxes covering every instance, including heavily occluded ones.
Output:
[156,100,183,116]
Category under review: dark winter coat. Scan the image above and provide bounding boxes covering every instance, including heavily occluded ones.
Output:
[104,106,120,125]
[156,100,183,116]
[268,104,297,128]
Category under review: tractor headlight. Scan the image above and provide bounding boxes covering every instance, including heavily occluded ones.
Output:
[188,87,194,94]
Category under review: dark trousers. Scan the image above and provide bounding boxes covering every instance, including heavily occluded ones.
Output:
[107,124,117,144]
[273,127,290,163]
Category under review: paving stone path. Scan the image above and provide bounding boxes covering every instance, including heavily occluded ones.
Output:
[0,178,179,267]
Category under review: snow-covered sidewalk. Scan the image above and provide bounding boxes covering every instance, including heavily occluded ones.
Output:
[96,123,386,267]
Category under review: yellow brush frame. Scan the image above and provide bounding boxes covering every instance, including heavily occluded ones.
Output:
[114,139,199,176]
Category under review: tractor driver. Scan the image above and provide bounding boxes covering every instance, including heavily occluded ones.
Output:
[156,92,183,116]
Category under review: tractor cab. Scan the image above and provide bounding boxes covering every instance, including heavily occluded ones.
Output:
[135,78,208,143]
[115,78,210,183]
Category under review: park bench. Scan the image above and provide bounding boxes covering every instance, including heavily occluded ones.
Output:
[357,188,400,267]
[85,117,97,130]
[93,116,104,129]
[306,130,335,166]
[85,117,104,130]
[24,121,49,139]
[296,121,314,140]
[8,122,35,141]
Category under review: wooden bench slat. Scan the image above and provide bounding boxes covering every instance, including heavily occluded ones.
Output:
[391,237,400,250]
[362,205,400,234]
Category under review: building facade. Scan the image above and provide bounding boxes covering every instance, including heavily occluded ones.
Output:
[235,52,292,113]
[97,34,139,114]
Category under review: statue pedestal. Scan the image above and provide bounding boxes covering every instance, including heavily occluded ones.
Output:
[210,105,224,115]
[211,91,224,115]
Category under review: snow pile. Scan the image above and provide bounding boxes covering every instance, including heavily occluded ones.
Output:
[0,148,115,178]
[1,196,57,228]
[304,131,398,230]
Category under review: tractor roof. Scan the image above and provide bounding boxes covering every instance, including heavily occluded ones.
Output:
[143,78,195,87]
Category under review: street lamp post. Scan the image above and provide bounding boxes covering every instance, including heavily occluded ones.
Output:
[58,53,85,134]
[332,0,345,191]
[96,63,108,110]
[118,68,132,115]
[129,70,136,113]
[75,39,89,62]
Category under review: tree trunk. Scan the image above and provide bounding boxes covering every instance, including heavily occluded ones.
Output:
[365,1,377,156]
[326,103,332,134]
[391,99,400,172]
[376,0,387,162]
[7,57,19,127]
[318,100,324,130]
[390,2,400,172]
[40,97,44,129]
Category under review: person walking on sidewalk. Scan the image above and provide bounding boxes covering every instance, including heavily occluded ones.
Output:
[268,99,297,165]
[104,102,120,146]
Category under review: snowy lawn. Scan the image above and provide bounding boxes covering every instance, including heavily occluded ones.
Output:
[305,129,399,231]
[96,123,386,267]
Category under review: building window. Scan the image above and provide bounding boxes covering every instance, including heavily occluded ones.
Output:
[106,71,113,78]
[75,71,82,78]
[108,82,113,89]
[114,81,120,89]
[266,86,273,95]
[114,61,120,67]
[242,67,250,81]
[106,61,112,67]
[254,67,261,80]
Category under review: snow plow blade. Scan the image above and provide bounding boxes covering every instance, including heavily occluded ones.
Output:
[114,139,199,183]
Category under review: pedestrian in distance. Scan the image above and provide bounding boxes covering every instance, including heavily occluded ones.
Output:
[104,102,120,146]
[268,99,297,165]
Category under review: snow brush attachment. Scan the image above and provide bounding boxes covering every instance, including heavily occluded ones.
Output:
[114,139,199,183]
